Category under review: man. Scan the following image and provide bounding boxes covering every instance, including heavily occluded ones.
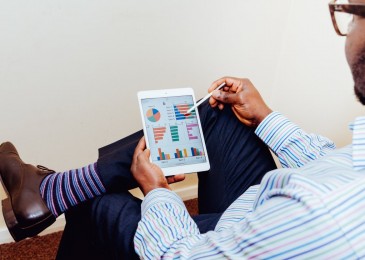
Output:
[0,0,364,258]
[0,99,276,259]
[131,0,365,258]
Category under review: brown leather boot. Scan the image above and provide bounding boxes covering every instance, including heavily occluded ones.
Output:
[0,142,56,241]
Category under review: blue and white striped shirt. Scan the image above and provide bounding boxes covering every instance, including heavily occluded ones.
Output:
[134,112,365,259]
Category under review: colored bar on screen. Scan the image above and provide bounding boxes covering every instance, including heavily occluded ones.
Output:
[184,149,188,157]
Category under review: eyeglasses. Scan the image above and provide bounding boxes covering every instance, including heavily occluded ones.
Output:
[329,0,365,36]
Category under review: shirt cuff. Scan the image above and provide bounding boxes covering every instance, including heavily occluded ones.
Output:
[255,111,300,153]
[141,188,186,216]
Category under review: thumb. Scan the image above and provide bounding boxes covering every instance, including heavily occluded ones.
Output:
[140,149,151,162]
[211,90,239,104]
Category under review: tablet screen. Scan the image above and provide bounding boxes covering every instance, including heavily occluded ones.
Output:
[140,95,207,169]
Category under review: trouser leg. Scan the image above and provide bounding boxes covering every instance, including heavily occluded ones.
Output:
[90,193,142,259]
[56,200,106,260]
[96,130,142,192]
[56,193,141,260]
[197,104,277,214]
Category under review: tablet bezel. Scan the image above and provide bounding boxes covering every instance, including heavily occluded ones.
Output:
[137,88,210,176]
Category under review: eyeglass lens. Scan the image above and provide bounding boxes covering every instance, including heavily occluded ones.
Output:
[334,0,353,35]
[335,11,353,35]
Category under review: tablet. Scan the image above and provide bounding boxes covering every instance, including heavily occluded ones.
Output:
[137,88,210,176]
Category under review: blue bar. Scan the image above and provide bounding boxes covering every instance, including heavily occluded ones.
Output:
[174,107,186,120]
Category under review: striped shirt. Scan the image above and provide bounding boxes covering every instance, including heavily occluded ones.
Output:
[134,112,365,259]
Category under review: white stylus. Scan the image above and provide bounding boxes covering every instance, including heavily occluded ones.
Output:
[187,82,226,114]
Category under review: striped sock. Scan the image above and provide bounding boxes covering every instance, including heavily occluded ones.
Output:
[40,162,106,217]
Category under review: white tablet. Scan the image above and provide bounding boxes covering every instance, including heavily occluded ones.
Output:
[137,88,210,176]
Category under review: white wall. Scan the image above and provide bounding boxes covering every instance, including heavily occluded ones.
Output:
[0,0,363,243]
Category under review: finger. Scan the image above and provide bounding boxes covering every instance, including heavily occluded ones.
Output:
[137,148,151,164]
[141,148,150,161]
[166,176,174,183]
[132,137,148,168]
[233,111,257,127]
[136,136,146,151]
[132,137,146,168]
[166,174,185,184]
[209,96,219,107]
[211,77,244,91]
[212,90,241,105]
[208,78,227,93]
[133,137,146,160]
[173,174,185,182]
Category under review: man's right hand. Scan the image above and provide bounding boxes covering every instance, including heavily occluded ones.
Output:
[209,77,272,127]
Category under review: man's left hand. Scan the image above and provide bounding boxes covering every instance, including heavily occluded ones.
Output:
[131,137,185,196]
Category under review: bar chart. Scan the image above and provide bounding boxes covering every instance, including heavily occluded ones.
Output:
[170,125,179,142]
[153,127,166,143]
[156,146,205,161]
[174,148,189,158]
[157,148,171,161]
[174,104,196,120]
[186,123,199,140]
[190,147,205,156]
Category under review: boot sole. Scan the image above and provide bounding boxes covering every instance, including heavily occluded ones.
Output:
[2,198,56,242]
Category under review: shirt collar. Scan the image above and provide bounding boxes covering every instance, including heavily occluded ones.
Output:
[351,116,365,171]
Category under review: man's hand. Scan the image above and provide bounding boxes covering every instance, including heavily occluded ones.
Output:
[131,137,185,196]
[209,77,272,127]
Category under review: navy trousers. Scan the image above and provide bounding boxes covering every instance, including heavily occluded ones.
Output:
[56,103,276,259]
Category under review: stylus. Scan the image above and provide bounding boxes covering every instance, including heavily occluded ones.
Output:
[186,82,226,114]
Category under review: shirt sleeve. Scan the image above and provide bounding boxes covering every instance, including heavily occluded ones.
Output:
[135,187,259,259]
[134,188,201,259]
[134,179,353,259]
[255,112,336,168]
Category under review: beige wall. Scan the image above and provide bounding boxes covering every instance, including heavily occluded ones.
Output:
[0,0,363,242]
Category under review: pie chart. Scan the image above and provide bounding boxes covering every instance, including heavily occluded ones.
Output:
[146,108,161,122]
